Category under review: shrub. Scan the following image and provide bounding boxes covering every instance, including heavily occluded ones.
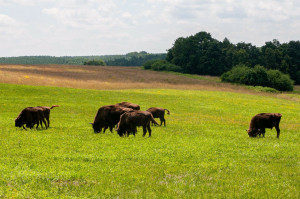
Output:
[267,70,294,91]
[143,60,158,70]
[143,60,182,72]
[84,59,106,66]
[221,65,294,91]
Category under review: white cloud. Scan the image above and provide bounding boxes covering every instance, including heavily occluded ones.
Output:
[0,14,19,26]
[0,0,300,56]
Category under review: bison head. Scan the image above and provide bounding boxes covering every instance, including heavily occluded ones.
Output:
[91,123,102,133]
[247,128,258,137]
[15,118,24,128]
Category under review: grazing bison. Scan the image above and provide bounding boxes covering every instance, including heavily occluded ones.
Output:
[36,105,59,128]
[91,105,133,133]
[15,107,47,130]
[247,113,282,138]
[146,107,170,126]
[116,110,160,137]
[115,102,140,110]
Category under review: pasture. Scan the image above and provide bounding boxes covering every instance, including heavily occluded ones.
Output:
[0,65,299,198]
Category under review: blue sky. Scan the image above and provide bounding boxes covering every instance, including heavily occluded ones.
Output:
[0,0,300,56]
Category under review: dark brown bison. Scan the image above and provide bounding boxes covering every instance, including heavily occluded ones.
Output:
[116,110,160,137]
[91,105,134,133]
[247,113,282,138]
[36,105,59,128]
[15,107,47,130]
[146,107,170,126]
[115,102,140,110]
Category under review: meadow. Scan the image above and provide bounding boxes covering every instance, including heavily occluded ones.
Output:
[0,65,299,198]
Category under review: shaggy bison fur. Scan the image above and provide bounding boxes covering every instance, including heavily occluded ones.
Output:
[115,102,140,110]
[247,113,282,138]
[91,105,134,133]
[146,107,170,126]
[116,110,160,137]
[15,107,47,129]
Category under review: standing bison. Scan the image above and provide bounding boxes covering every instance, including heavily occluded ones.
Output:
[15,107,47,129]
[115,102,140,110]
[116,110,160,137]
[91,105,133,133]
[37,105,59,128]
[146,107,170,126]
[247,113,282,138]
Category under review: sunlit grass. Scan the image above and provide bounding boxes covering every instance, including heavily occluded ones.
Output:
[0,83,299,198]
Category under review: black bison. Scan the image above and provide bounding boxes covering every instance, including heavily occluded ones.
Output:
[36,105,59,128]
[116,110,160,137]
[91,105,134,133]
[247,113,282,138]
[15,107,47,130]
[146,107,170,126]
[115,102,140,110]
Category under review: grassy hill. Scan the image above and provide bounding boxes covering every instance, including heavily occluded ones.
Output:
[0,81,299,198]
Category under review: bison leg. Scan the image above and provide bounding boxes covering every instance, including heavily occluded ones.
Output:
[38,120,43,128]
[41,118,47,129]
[46,117,50,128]
[22,125,27,130]
[261,128,265,137]
[109,125,114,133]
[161,117,166,126]
[275,126,280,138]
[147,124,152,137]
[103,125,108,133]
[143,125,147,137]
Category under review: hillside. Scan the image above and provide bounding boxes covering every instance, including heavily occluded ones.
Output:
[1,64,299,101]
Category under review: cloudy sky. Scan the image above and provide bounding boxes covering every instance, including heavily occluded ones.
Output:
[0,0,300,56]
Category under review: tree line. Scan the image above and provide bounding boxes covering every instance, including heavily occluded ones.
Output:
[0,52,166,67]
[145,31,300,87]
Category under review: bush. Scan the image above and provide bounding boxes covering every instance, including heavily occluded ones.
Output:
[221,65,294,91]
[267,70,294,91]
[143,60,158,70]
[143,60,182,72]
[84,59,106,66]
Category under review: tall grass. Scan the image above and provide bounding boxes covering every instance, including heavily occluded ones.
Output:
[0,83,299,198]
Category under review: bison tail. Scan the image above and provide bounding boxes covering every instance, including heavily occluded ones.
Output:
[50,105,60,109]
[165,109,170,115]
[150,114,160,126]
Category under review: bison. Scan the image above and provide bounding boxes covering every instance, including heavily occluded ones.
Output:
[36,105,59,128]
[115,102,140,110]
[91,105,134,133]
[247,113,282,138]
[146,107,170,126]
[116,110,160,137]
[15,107,47,130]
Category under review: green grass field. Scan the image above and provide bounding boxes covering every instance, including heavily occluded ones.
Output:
[0,83,299,198]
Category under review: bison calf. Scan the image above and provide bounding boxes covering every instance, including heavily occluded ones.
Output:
[247,113,282,138]
[37,105,59,128]
[15,107,47,130]
[146,107,170,126]
[116,110,160,137]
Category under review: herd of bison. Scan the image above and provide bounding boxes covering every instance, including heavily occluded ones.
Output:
[14,102,282,138]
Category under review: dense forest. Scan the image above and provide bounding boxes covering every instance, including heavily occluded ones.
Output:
[145,31,299,87]
[0,52,166,67]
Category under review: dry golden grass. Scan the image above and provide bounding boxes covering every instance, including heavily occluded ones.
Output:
[0,64,298,100]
